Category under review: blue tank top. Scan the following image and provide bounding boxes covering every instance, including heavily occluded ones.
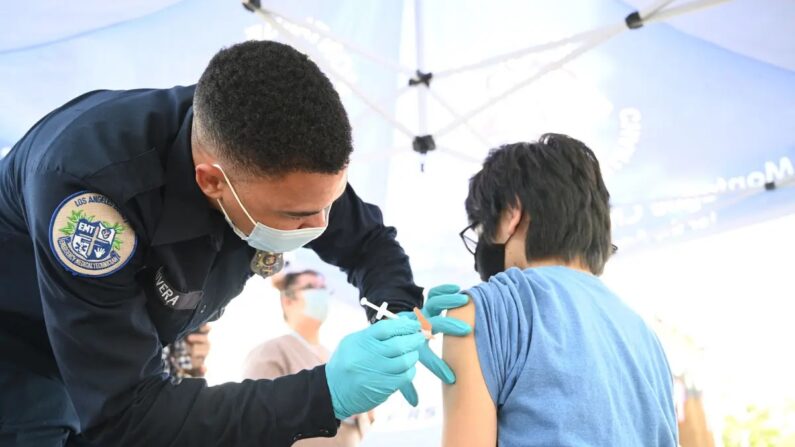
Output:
[467,266,677,446]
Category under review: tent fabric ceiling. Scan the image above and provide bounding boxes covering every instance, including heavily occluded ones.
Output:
[621,0,795,72]
[0,0,184,52]
[0,0,793,256]
[3,0,793,70]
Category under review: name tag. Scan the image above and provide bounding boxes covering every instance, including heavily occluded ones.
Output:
[154,267,203,310]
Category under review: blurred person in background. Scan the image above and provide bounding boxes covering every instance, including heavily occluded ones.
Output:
[244,267,373,446]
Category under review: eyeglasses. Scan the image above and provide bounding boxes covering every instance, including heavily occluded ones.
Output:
[459,223,479,255]
[459,222,619,256]
[284,286,330,298]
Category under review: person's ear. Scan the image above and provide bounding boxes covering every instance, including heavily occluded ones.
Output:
[281,294,295,317]
[496,199,523,243]
[281,293,296,308]
[195,164,225,200]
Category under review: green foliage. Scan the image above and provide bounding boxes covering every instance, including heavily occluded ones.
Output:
[723,402,795,447]
[59,209,93,235]
[58,209,125,251]
[102,221,125,251]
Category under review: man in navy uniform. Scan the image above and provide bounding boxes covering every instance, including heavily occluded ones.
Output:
[0,40,470,446]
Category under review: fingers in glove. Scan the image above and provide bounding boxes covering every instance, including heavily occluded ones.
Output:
[419,344,456,384]
[428,315,472,336]
[424,293,470,317]
[427,284,461,298]
[380,350,420,374]
[398,382,419,407]
[368,318,421,341]
[376,331,426,358]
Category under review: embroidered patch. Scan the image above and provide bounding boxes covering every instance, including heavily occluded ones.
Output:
[49,191,137,277]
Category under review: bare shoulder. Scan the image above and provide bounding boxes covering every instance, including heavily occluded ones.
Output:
[441,292,497,447]
[446,292,476,327]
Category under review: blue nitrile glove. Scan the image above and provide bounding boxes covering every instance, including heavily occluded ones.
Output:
[397,284,472,406]
[326,318,426,420]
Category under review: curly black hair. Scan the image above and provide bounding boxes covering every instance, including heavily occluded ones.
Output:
[193,40,352,177]
[465,133,612,274]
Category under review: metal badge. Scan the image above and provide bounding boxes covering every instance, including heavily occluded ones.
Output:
[250,250,285,278]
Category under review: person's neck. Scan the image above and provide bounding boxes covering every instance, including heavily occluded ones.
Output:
[291,321,321,345]
[512,257,592,275]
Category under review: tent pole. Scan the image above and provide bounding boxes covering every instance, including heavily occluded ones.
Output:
[248,2,415,76]
[432,0,730,139]
[434,24,626,139]
[647,0,733,24]
[252,7,415,138]
[414,0,430,170]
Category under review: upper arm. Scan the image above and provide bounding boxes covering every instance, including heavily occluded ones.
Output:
[23,172,166,429]
[442,297,497,447]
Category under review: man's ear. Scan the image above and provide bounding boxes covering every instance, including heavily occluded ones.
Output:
[195,164,225,200]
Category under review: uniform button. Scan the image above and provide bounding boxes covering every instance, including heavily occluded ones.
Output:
[199,304,207,314]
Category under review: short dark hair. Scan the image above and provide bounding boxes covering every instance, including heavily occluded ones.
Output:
[271,269,321,293]
[194,40,352,177]
[465,133,612,274]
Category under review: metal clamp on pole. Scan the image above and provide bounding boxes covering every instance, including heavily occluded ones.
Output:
[625,11,645,29]
[241,0,261,13]
[413,135,436,172]
[408,70,433,87]
[412,135,436,155]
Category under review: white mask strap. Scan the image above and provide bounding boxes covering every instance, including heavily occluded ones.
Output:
[212,163,257,227]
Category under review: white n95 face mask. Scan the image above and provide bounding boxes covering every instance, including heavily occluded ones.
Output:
[213,164,330,253]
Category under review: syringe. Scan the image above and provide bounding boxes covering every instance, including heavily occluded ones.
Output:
[359,297,400,320]
[360,297,434,339]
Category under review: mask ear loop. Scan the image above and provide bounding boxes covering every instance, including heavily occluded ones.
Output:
[212,163,257,227]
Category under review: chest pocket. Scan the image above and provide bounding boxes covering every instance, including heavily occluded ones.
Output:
[142,233,254,344]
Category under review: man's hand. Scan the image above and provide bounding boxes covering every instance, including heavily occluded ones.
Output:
[326,318,425,420]
[186,324,211,376]
[397,284,472,406]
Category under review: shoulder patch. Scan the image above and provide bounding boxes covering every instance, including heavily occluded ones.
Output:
[49,191,137,277]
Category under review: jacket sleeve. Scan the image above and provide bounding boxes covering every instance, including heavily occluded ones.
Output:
[24,170,337,446]
[307,184,424,322]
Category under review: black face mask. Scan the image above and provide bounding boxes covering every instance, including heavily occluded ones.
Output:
[474,239,505,281]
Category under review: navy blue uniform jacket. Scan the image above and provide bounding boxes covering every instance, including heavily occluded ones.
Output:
[0,86,423,446]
